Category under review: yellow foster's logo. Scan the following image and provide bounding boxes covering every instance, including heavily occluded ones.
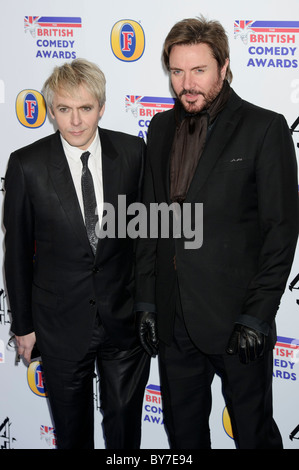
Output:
[111,19,145,62]
[16,89,47,128]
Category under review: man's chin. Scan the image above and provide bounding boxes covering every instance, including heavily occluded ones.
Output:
[181,100,205,114]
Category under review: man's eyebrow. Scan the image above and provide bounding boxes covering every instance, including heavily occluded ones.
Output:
[193,64,208,69]
[170,64,208,70]
[54,102,94,108]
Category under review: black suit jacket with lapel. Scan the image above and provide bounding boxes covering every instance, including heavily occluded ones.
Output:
[4,127,145,360]
[135,89,299,354]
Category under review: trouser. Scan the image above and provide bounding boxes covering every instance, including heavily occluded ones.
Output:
[158,300,283,449]
[41,315,150,449]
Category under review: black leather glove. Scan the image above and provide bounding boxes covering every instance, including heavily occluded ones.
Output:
[226,324,266,364]
[136,311,159,357]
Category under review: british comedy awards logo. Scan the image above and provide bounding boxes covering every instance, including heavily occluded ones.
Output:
[125,95,175,138]
[144,384,164,425]
[234,20,299,69]
[24,16,82,59]
[274,336,299,381]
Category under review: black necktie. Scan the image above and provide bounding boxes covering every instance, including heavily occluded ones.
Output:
[81,151,98,255]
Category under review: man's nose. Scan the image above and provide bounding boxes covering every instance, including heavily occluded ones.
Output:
[71,110,82,126]
[182,72,193,90]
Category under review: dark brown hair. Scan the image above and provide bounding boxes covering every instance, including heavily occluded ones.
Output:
[163,17,233,83]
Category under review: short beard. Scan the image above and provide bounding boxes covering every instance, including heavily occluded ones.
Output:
[176,76,224,114]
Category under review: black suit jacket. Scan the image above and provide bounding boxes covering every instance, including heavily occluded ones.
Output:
[4,127,145,360]
[135,90,298,354]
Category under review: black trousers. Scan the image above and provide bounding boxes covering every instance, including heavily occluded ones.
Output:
[41,315,150,449]
[158,298,283,449]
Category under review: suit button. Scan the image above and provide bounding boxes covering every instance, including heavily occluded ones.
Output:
[89,299,96,306]
[93,266,103,273]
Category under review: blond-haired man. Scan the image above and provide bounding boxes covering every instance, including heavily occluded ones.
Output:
[4,59,150,449]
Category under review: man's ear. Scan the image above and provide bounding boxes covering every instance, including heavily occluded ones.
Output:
[99,103,106,119]
[48,107,55,121]
[221,57,229,80]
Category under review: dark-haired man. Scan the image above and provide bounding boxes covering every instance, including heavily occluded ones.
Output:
[135,17,298,449]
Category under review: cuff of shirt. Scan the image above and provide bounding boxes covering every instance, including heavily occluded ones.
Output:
[134,302,156,313]
[235,314,270,336]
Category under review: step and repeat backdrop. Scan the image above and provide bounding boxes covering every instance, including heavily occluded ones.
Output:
[0,0,299,450]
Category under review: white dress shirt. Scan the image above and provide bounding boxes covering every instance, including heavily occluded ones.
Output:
[61,132,104,229]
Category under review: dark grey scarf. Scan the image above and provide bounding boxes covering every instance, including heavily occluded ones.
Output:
[170,80,231,203]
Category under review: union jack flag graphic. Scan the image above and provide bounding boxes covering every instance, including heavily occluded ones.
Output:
[234,20,255,33]
[234,20,299,43]
[125,95,175,117]
[24,16,82,36]
[125,95,142,105]
[40,425,56,447]
[25,16,82,28]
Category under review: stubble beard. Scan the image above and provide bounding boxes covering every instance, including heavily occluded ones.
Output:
[177,76,224,114]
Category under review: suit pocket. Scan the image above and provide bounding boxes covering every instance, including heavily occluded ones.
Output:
[32,284,58,309]
[214,157,252,173]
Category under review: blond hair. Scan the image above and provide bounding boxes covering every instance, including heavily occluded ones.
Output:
[43,58,106,110]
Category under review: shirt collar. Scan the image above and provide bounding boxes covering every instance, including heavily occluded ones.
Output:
[60,130,100,162]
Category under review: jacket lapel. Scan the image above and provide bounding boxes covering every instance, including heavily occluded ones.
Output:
[47,131,91,253]
[95,128,120,259]
[152,111,176,204]
[185,90,243,202]
[99,127,119,209]
[48,129,121,259]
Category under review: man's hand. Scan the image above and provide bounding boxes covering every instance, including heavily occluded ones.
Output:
[15,332,37,364]
[226,324,266,364]
[136,311,159,357]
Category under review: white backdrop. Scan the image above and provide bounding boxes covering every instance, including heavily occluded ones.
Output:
[0,0,299,450]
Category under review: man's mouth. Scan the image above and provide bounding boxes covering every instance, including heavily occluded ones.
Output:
[69,130,85,136]
[180,89,202,97]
